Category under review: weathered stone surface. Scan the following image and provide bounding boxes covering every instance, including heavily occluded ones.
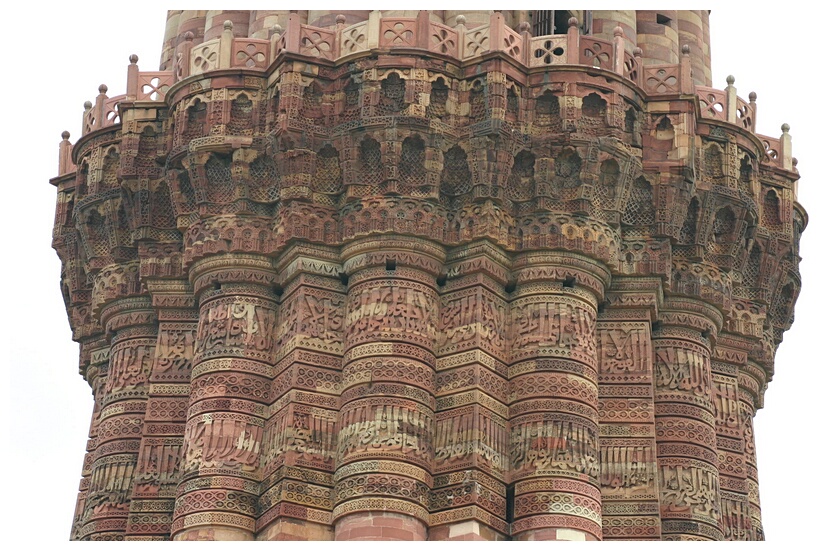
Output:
[52,9,803,542]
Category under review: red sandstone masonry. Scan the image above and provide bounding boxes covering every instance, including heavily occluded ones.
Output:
[53,9,803,542]
[335,513,426,541]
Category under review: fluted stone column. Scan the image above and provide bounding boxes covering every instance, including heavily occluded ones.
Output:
[80,267,157,540]
[508,253,608,541]
[700,10,712,86]
[711,334,754,541]
[70,335,109,540]
[204,10,249,41]
[248,10,291,39]
[125,279,197,539]
[636,10,679,66]
[591,10,637,52]
[597,277,662,540]
[443,10,493,28]
[175,10,207,44]
[161,10,182,71]
[307,10,370,28]
[429,243,511,540]
[172,254,277,540]
[256,245,344,541]
[653,297,723,540]
[676,10,709,86]
[334,238,444,541]
[739,359,767,540]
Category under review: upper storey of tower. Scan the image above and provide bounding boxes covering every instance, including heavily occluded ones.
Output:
[161,10,712,86]
[51,8,805,394]
[68,7,783,176]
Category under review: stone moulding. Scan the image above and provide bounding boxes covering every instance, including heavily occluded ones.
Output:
[51,9,804,542]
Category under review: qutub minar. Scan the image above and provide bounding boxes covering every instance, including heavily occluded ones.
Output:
[50,9,805,541]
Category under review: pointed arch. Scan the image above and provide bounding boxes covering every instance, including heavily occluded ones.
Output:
[429,78,448,119]
[469,81,486,123]
[359,137,383,186]
[508,150,535,201]
[249,153,279,203]
[679,197,700,244]
[622,177,655,226]
[763,189,781,226]
[315,144,342,194]
[506,86,520,123]
[713,206,736,244]
[227,93,253,136]
[151,182,176,229]
[379,73,407,113]
[582,93,606,118]
[399,136,426,187]
[205,154,234,203]
[535,92,560,129]
[441,146,471,196]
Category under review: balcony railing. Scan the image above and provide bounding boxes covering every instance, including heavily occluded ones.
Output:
[65,10,792,175]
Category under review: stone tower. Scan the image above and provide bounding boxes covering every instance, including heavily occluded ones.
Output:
[50,9,805,541]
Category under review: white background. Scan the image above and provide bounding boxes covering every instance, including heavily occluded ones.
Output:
[2,2,817,547]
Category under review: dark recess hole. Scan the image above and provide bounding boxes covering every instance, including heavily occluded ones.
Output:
[652,321,662,332]
[657,14,672,26]
[386,259,397,271]
[436,274,447,287]
[339,272,349,286]
[213,281,221,291]
[505,280,517,294]
[563,276,576,288]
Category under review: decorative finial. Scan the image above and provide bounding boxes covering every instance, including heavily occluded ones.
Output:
[272,24,282,34]
[781,123,790,133]
[129,54,138,64]
[518,21,531,34]
[98,84,108,94]
[633,47,643,58]
[336,14,346,25]
[568,16,578,27]
[455,15,466,26]
[61,130,71,140]
[223,20,233,31]
[614,26,624,37]
[793,157,798,167]
[184,31,194,41]
[749,91,757,103]
[84,100,93,110]
[726,75,735,86]
[681,44,690,55]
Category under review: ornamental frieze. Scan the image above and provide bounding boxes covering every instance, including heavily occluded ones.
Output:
[52,8,803,542]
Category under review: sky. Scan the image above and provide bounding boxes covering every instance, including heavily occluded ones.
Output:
[2,2,819,547]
